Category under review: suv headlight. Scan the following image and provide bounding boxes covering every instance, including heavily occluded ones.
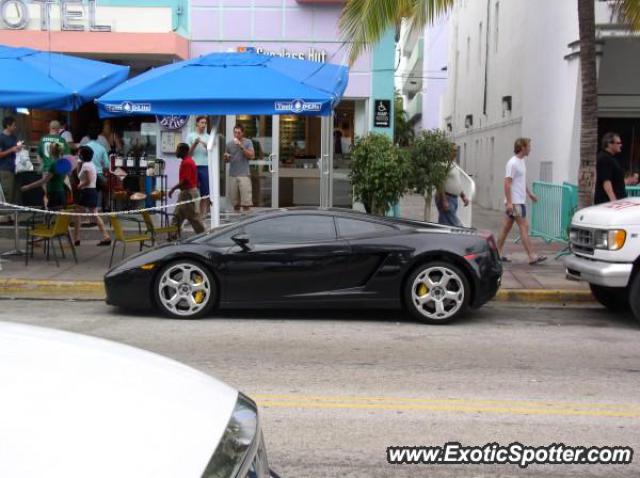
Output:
[594,229,626,251]
[202,394,271,478]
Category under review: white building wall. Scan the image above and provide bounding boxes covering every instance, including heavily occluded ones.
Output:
[442,0,586,210]
[441,0,632,210]
[422,16,449,130]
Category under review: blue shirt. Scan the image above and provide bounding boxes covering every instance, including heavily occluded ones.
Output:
[0,133,18,172]
[86,140,109,175]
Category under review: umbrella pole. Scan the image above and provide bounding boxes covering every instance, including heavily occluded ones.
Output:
[207,117,221,229]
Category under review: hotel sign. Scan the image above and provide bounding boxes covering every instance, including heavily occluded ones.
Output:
[238,46,328,63]
[0,0,111,31]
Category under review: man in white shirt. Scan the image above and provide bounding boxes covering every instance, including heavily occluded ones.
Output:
[187,116,211,218]
[58,117,75,147]
[496,137,546,265]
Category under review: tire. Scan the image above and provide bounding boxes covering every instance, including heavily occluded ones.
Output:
[404,261,471,324]
[589,284,629,312]
[628,275,640,323]
[154,260,216,319]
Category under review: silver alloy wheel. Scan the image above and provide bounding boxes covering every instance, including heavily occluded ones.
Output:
[410,266,465,321]
[157,262,212,317]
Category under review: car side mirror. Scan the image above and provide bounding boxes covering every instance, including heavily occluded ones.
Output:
[232,233,252,251]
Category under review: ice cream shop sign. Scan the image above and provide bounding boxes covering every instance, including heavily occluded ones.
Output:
[0,0,111,31]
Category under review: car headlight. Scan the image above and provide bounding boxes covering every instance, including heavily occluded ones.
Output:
[201,393,270,478]
[594,229,626,251]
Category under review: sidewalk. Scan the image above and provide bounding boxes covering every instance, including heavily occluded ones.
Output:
[398,194,589,293]
[0,196,591,302]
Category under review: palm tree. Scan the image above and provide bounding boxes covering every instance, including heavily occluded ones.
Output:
[577,0,598,208]
[340,0,640,208]
[394,89,416,147]
[339,0,453,66]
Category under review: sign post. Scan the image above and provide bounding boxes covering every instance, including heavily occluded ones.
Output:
[373,99,391,128]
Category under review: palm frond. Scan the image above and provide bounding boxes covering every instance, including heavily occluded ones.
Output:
[339,0,454,65]
[339,0,413,65]
[612,0,640,30]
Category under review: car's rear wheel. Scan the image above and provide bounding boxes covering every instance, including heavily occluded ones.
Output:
[404,261,470,324]
[589,284,629,312]
[154,260,216,319]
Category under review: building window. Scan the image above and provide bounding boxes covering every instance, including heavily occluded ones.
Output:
[494,2,500,53]
[466,36,471,72]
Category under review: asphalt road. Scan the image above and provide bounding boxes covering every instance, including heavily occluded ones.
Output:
[2,300,639,477]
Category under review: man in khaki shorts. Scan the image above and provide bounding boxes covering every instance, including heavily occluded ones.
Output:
[224,124,254,211]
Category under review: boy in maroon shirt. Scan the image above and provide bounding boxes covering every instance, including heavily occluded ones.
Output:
[169,143,205,237]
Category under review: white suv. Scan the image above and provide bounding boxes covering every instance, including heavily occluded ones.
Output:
[563,198,640,321]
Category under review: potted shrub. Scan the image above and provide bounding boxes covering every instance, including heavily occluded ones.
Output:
[349,133,409,216]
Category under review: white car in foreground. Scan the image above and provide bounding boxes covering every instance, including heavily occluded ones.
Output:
[0,321,277,478]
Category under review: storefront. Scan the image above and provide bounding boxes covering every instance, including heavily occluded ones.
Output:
[189,0,395,209]
[0,0,189,195]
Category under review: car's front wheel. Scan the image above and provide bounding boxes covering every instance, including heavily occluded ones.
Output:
[628,275,640,323]
[404,261,470,324]
[589,284,629,312]
[154,260,216,319]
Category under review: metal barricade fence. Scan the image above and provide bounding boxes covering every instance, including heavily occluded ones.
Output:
[529,181,576,244]
[530,182,639,244]
[626,185,640,197]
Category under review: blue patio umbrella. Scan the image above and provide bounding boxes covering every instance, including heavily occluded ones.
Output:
[96,52,348,117]
[95,52,349,228]
[0,44,129,111]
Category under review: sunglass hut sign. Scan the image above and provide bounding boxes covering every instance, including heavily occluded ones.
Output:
[0,0,111,31]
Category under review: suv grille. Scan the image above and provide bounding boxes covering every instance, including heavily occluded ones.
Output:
[570,227,594,255]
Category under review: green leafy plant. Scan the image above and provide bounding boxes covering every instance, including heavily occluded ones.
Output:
[409,129,455,221]
[350,133,409,215]
[394,89,415,148]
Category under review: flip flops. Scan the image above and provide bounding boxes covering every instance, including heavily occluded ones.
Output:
[500,256,511,263]
[529,255,547,265]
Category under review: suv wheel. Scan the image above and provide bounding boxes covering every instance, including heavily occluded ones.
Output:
[628,275,640,323]
[589,284,629,312]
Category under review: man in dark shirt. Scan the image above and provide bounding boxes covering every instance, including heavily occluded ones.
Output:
[0,116,22,204]
[594,132,638,204]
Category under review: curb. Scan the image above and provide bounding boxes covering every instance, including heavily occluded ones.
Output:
[0,279,594,303]
[494,289,594,303]
[0,279,106,299]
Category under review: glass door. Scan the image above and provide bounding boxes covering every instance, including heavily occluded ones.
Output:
[228,115,279,209]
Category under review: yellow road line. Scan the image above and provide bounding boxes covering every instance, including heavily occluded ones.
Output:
[253,394,640,418]
[254,393,640,411]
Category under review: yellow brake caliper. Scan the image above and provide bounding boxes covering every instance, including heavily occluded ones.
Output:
[417,283,429,297]
[193,274,205,304]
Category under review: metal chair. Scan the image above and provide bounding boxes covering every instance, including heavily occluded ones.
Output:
[141,211,179,245]
[109,215,153,267]
[26,214,77,267]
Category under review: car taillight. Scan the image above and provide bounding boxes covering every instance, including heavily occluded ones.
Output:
[477,230,498,251]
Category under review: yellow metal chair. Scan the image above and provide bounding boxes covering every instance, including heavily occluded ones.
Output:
[109,215,154,267]
[26,213,77,267]
[141,211,179,245]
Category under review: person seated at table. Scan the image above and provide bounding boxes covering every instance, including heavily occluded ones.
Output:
[168,143,204,239]
[21,143,68,210]
[72,146,111,247]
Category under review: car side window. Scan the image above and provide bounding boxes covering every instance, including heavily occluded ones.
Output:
[336,217,396,238]
[244,215,336,244]
[206,226,239,246]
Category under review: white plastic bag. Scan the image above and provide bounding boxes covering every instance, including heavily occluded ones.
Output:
[14,149,33,173]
